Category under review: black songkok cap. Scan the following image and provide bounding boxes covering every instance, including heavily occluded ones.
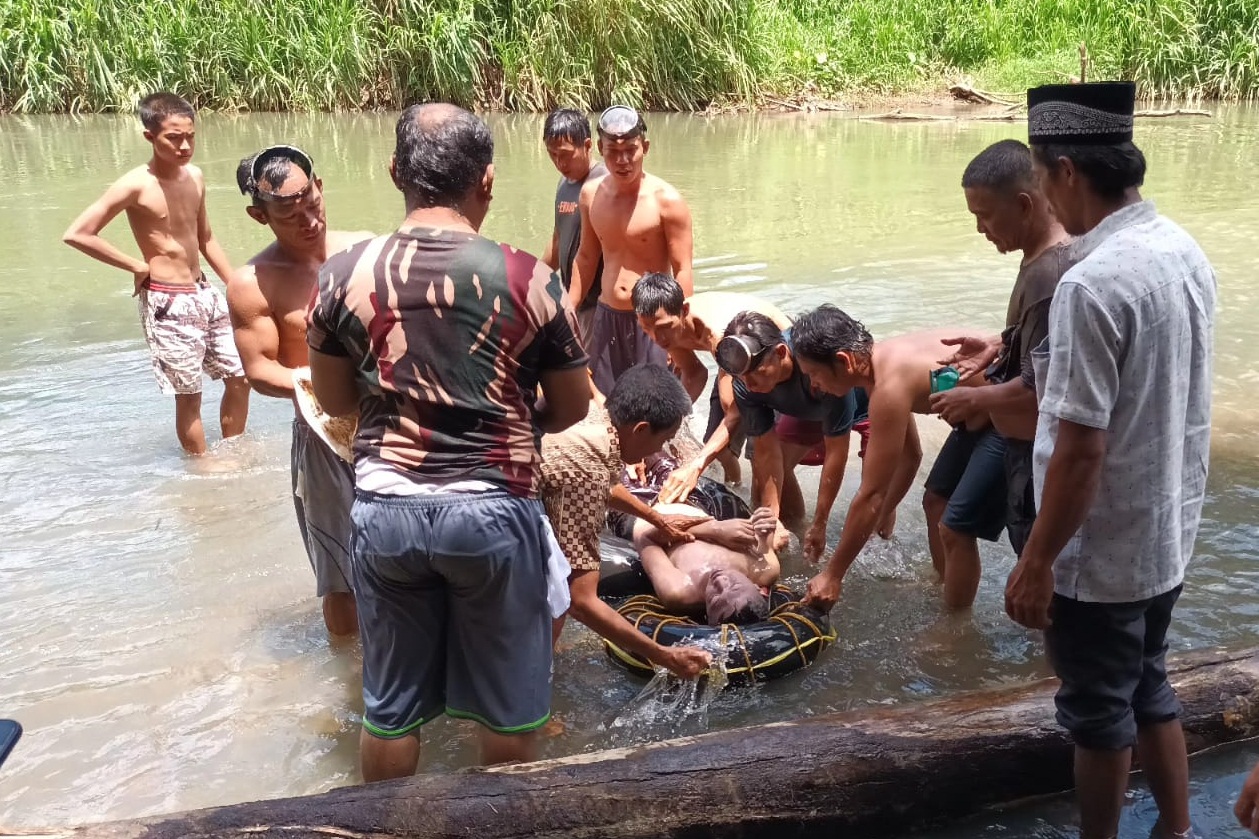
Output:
[1027,82,1136,146]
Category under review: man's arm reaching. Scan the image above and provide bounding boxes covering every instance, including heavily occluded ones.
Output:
[805,381,915,611]
[804,433,851,562]
[62,176,150,290]
[659,372,739,504]
[567,569,711,679]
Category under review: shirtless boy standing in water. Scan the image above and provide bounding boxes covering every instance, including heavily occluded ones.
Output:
[571,106,694,394]
[63,92,250,455]
[227,145,372,637]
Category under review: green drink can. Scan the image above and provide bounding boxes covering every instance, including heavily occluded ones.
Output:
[930,366,960,394]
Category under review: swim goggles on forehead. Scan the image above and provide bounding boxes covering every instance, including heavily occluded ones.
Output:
[244,144,316,202]
[716,335,777,376]
[597,105,647,139]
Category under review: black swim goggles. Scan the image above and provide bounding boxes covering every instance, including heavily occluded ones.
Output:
[241,144,316,202]
[716,335,777,376]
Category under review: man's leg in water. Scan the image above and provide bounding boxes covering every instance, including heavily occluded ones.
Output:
[778,441,809,524]
[480,729,539,765]
[174,392,207,455]
[938,429,1006,609]
[715,446,742,485]
[220,376,250,439]
[922,489,948,574]
[361,730,420,782]
[324,592,358,638]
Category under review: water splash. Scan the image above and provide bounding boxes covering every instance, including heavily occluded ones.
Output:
[606,642,730,743]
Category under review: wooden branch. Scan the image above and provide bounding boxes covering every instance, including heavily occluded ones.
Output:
[1135,108,1213,117]
[948,83,1018,107]
[18,647,1259,839]
[861,108,956,121]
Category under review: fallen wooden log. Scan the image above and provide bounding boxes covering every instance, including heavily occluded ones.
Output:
[948,82,1018,107]
[861,108,956,122]
[1136,108,1212,118]
[16,647,1259,839]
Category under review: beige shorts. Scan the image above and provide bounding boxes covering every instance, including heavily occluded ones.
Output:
[138,278,244,395]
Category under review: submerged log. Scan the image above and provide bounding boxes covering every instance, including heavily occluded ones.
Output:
[18,647,1259,839]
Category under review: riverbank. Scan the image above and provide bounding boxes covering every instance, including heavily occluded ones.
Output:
[3,0,1257,113]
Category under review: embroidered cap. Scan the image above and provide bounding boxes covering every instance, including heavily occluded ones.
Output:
[1027,82,1136,145]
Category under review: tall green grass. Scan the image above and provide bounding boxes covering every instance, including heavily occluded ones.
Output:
[1,0,1256,113]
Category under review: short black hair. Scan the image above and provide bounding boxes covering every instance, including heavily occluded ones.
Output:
[790,305,873,364]
[962,139,1034,194]
[236,152,304,208]
[723,310,784,347]
[632,273,684,317]
[605,364,691,432]
[139,92,195,132]
[543,109,591,144]
[1031,141,1147,200]
[394,103,494,209]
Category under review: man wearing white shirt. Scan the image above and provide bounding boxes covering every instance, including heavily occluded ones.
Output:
[1004,82,1216,839]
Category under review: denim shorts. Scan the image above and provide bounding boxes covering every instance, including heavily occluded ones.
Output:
[351,490,553,738]
[924,426,1008,542]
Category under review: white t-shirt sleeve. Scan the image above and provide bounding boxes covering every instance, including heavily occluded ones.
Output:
[1039,281,1123,430]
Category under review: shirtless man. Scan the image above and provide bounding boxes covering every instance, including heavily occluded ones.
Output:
[632,272,791,498]
[633,505,780,625]
[63,91,250,455]
[789,305,995,611]
[227,145,372,637]
[571,106,694,395]
[540,109,607,347]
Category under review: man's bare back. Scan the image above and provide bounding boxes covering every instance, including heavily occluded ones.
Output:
[868,328,972,414]
[686,292,791,353]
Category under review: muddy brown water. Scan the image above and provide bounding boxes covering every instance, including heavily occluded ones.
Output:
[1,109,1256,835]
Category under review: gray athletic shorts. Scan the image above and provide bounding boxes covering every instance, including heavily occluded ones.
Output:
[351,489,553,738]
[291,418,354,596]
[589,301,668,395]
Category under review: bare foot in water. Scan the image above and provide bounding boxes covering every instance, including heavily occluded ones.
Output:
[876,509,897,540]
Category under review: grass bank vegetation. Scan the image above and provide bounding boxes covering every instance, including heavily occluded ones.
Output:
[2,0,1256,113]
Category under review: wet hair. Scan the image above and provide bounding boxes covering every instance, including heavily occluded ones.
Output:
[1031,141,1147,200]
[605,364,691,432]
[632,273,685,317]
[707,571,770,626]
[543,109,591,144]
[790,305,874,364]
[236,153,299,208]
[394,103,494,208]
[962,139,1034,194]
[138,92,195,132]
[722,310,784,347]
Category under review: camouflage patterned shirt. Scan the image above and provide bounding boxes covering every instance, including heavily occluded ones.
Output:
[307,226,588,497]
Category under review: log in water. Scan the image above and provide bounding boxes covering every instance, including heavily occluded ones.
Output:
[20,647,1259,839]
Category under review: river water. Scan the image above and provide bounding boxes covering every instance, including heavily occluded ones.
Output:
[0,109,1256,835]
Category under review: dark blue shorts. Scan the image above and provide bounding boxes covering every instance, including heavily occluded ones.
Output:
[924,426,1008,542]
[351,490,553,738]
[1045,586,1183,750]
